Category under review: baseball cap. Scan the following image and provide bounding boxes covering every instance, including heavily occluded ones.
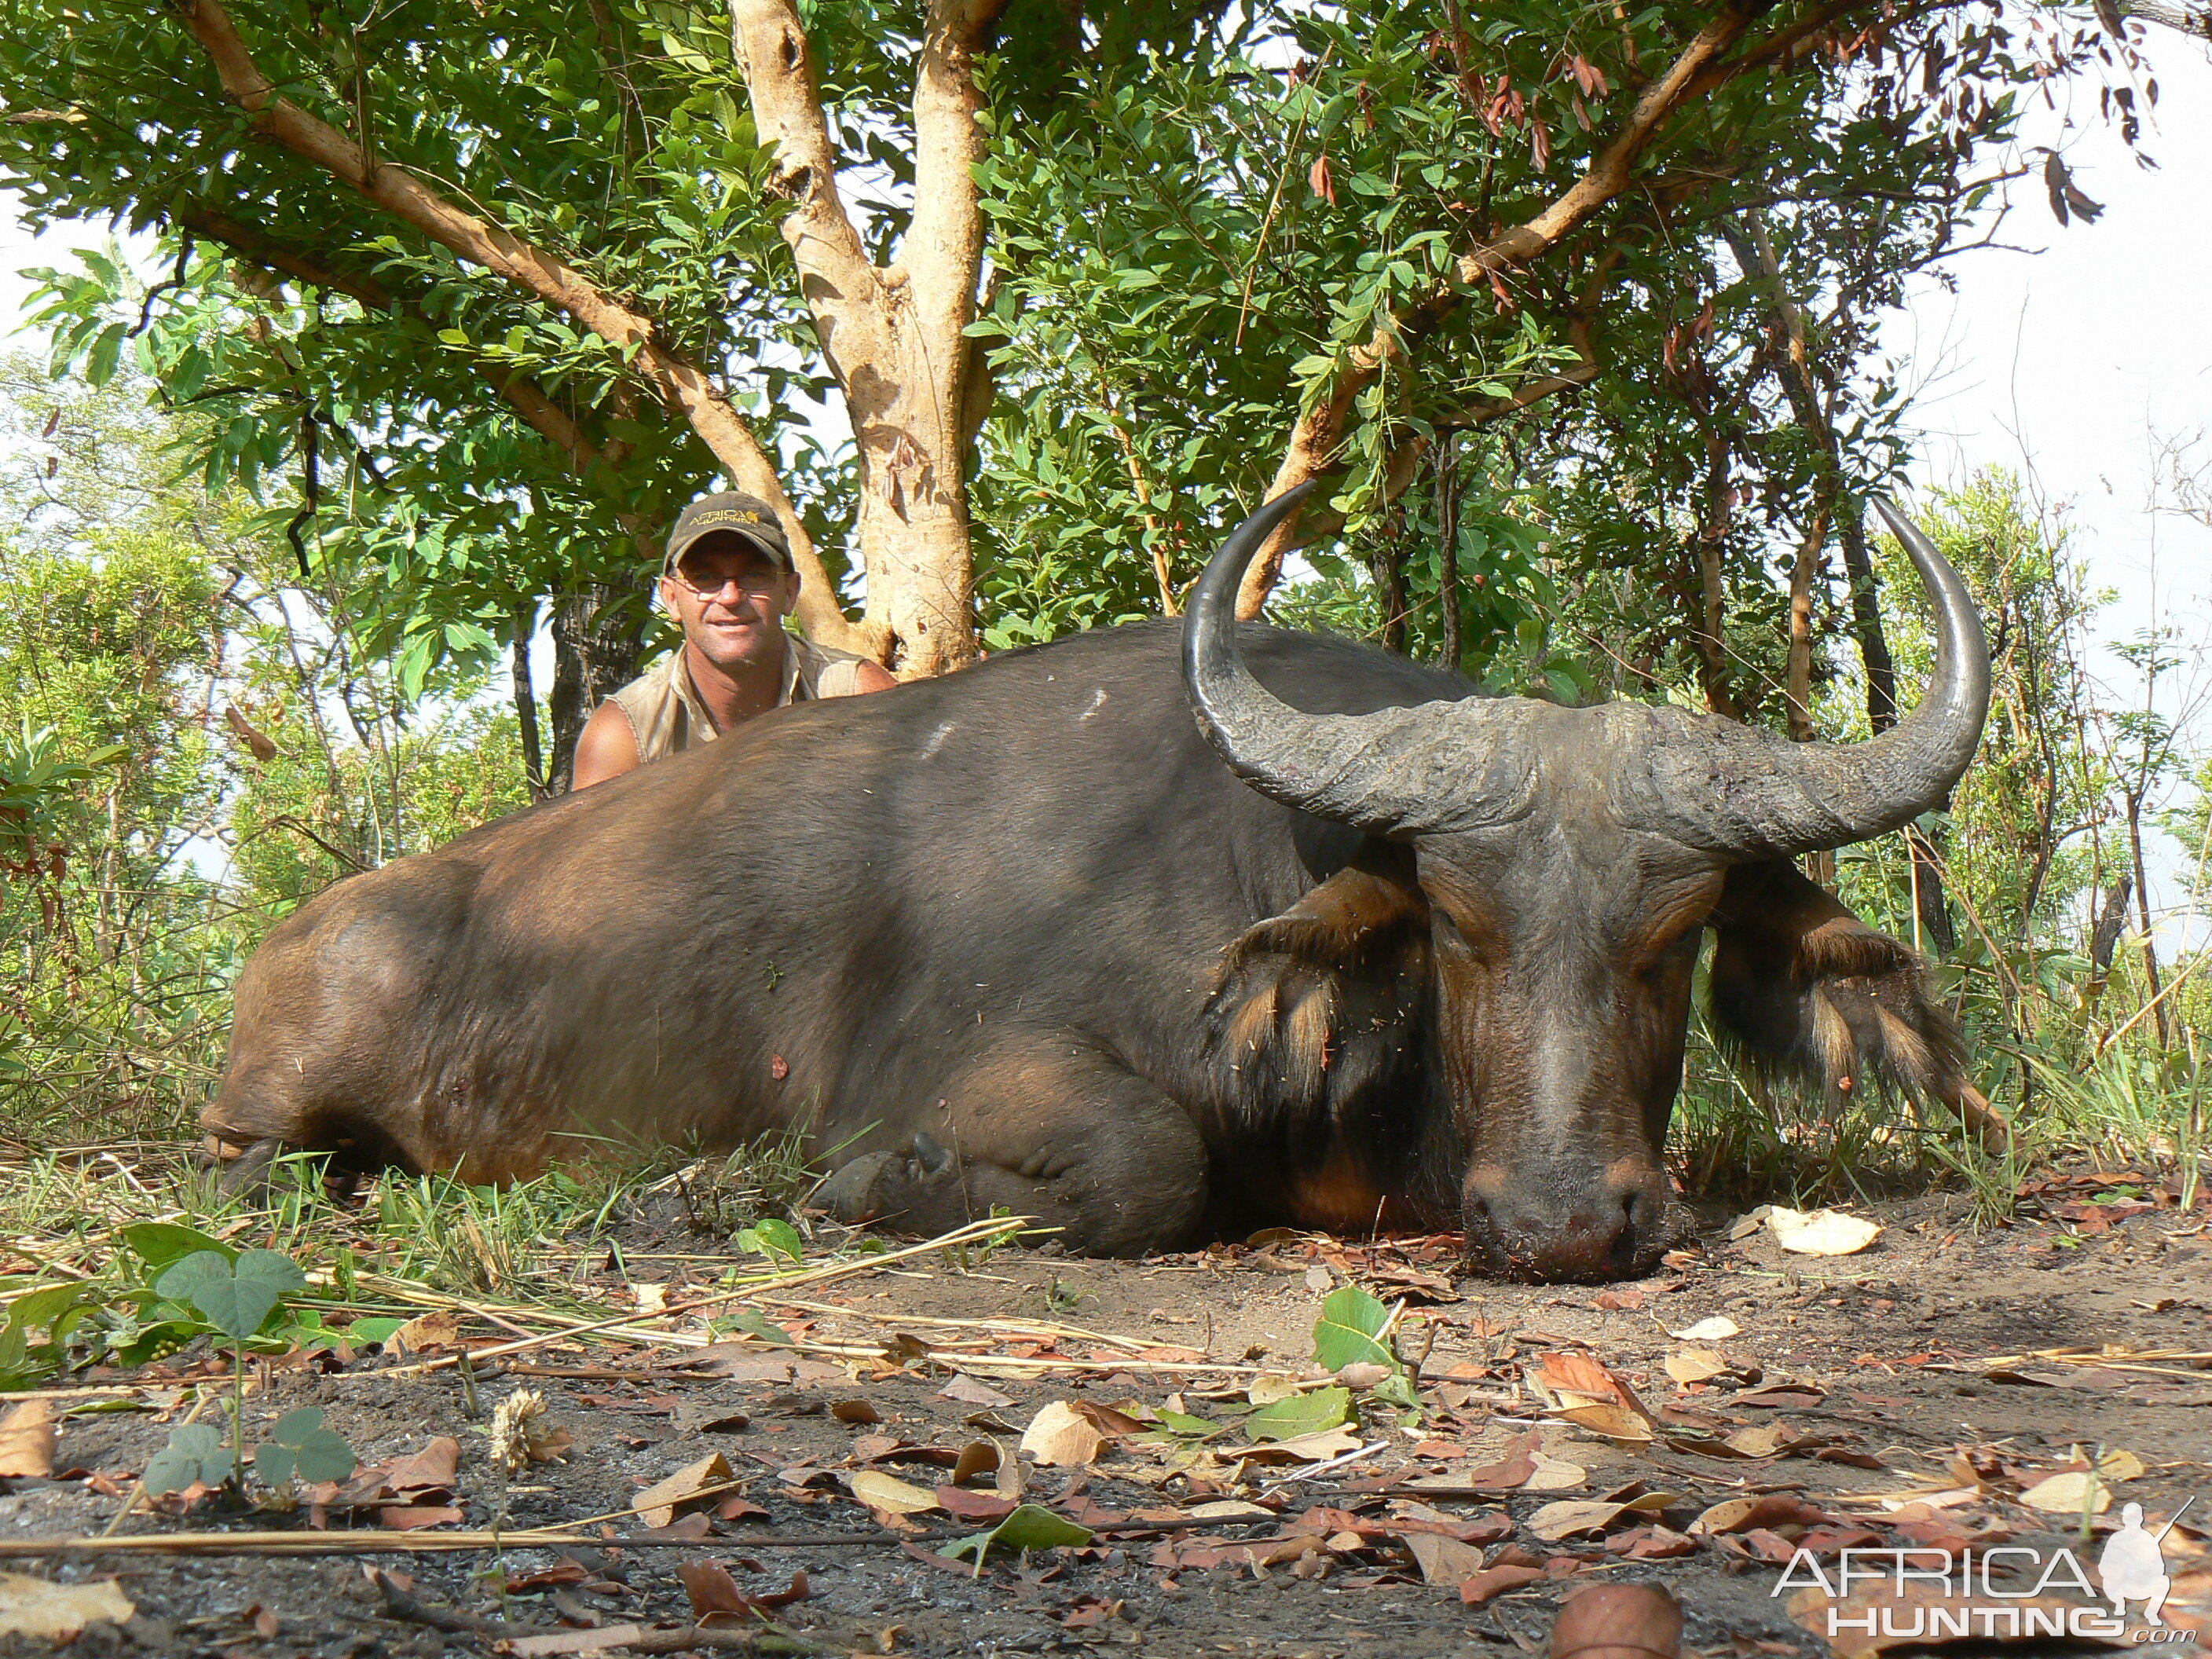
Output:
[661,492,792,576]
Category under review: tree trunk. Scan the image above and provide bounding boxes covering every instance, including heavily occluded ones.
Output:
[1370,529,1409,656]
[2125,797,2170,1045]
[1837,513,1898,731]
[1784,496,1828,742]
[1690,430,1738,719]
[1436,437,1463,671]
[511,610,547,800]
[545,582,648,794]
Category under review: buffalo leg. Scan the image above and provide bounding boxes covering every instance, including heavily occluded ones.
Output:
[817,1052,1208,1256]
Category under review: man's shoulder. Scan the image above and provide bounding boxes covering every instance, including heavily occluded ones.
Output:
[787,629,868,668]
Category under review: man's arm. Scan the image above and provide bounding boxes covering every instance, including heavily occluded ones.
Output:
[853,659,898,694]
[571,701,643,789]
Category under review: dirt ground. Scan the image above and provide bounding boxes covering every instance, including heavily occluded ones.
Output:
[4,1178,2210,1658]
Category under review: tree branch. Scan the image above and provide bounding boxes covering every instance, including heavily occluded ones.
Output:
[2115,0,2212,35]
[174,0,860,652]
[1236,0,1780,617]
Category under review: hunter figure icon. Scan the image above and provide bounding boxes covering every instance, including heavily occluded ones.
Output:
[2100,1502,2172,1624]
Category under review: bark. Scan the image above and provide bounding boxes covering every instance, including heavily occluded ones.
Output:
[2117,0,2212,35]
[545,582,649,794]
[1837,514,1899,731]
[2089,871,2133,980]
[1785,496,1829,742]
[1690,429,1738,719]
[730,0,1005,675]
[511,613,546,800]
[1436,436,1463,671]
[1236,0,1825,617]
[2125,798,2170,1044]
[175,0,860,656]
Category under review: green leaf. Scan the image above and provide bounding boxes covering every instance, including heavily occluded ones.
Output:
[943,1503,1093,1572]
[144,1422,237,1495]
[290,1428,357,1484]
[1243,1386,1352,1443]
[1152,1408,1228,1440]
[83,322,126,387]
[345,1317,406,1346]
[724,1307,794,1346]
[5,1283,101,1336]
[270,1406,326,1445]
[1312,1286,1396,1372]
[156,1249,306,1339]
[742,1218,804,1262]
[252,1442,296,1485]
[121,1222,236,1273]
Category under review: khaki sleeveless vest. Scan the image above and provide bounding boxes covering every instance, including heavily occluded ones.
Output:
[606,632,871,764]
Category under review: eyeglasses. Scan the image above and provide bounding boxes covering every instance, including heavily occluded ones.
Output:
[670,565,783,599]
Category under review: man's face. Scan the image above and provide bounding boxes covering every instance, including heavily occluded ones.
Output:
[659,533,798,672]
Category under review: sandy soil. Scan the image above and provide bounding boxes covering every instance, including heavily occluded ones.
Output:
[3,1177,2209,1658]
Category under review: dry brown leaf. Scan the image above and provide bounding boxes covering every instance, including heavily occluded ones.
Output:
[1665,1317,1741,1342]
[1459,1563,1550,1605]
[2098,1448,2146,1482]
[388,1310,461,1354]
[1527,1500,1634,1541]
[1664,1348,1733,1384]
[2020,1470,2112,1514]
[1767,1207,1881,1256]
[1525,1454,1589,1491]
[0,1401,56,1479]
[0,1573,134,1639]
[1227,1426,1364,1465]
[505,1627,650,1657]
[938,1375,1015,1408]
[1019,1402,1103,1468]
[831,1399,883,1426]
[635,1452,734,1529]
[1185,1500,1274,1520]
[1404,1532,1490,1587]
[1689,1493,1828,1535]
[950,1440,1001,1485]
[1554,1403,1654,1445]
[848,1470,939,1514]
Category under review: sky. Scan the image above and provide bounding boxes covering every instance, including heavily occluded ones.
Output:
[2,25,2209,926]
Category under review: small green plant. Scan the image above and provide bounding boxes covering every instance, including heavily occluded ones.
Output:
[140,1247,356,1500]
[1313,1284,1419,1413]
[734,1217,805,1263]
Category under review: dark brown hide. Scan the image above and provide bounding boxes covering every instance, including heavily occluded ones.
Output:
[1706,860,1998,1146]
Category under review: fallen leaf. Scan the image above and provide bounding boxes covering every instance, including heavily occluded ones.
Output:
[848,1470,939,1515]
[1020,1403,1103,1468]
[1664,1349,1734,1385]
[1689,1494,1831,1535]
[379,1506,465,1530]
[1067,1401,1148,1437]
[1528,1500,1636,1541]
[1244,1386,1353,1443]
[1525,1454,1588,1490]
[951,1441,1001,1485]
[2097,1448,2146,1482]
[677,1558,750,1621]
[1768,1207,1881,1256]
[943,1503,1093,1572]
[505,1627,650,1657]
[1459,1564,1550,1605]
[1404,1532,1489,1587]
[635,1452,734,1529]
[831,1399,882,1426]
[1553,1402,1654,1445]
[1227,1425,1364,1465]
[0,1573,135,1639]
[0,1401,56,1478]
[936,1487,1019,1521]
[1185,1500,1275,1520]
[939,1374,1016,1408]
[1666,1317,1741,1342]
[388,1310,461,1354]
[2020,1469,2112,1514]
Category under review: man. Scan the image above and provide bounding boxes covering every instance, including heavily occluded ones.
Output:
[573,492,895,788]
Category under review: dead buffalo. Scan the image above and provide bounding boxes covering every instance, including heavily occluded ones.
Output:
[207,489,1991,1280]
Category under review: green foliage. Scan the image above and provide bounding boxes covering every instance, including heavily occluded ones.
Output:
[944,1503,1095,1573]
[251,1406,358,1487]
[156,1249,307,1341]
[1311,1286,1397,1374]
[1243,1385,1353,1443]
[142,1423,239,1497]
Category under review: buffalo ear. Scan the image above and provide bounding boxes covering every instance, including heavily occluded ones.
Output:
[1705,861,2011,1152]
[1203,865,1430,1123]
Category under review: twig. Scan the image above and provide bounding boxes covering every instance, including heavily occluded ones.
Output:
[369,1566,833,1654]
[379,1218,1033,1375]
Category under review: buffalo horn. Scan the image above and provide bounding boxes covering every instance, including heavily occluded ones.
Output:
[1614,496,1990,858]
[1185,488,1989,860]
[1181,482,1533,837]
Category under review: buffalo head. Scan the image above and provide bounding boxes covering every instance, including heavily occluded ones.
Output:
[1183,485,1989,1280]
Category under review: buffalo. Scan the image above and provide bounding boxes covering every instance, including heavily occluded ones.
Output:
[207,489,1992,1280]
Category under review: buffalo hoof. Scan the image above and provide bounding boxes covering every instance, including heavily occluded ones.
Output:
[815,1135,957,1226]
